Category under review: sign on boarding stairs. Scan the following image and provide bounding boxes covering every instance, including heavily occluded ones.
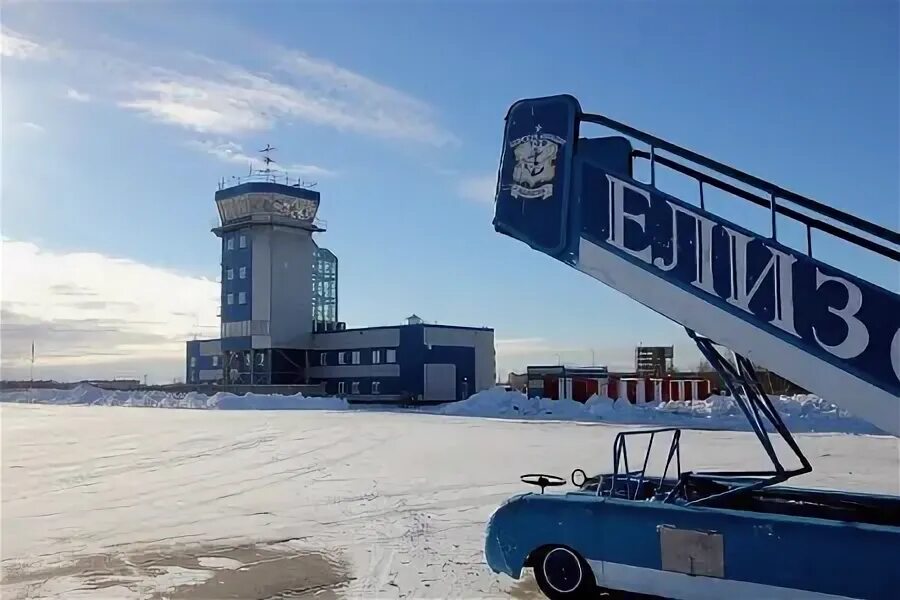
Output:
[493,95,900,439]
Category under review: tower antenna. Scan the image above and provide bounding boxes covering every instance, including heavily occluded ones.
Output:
[258,144,278,181]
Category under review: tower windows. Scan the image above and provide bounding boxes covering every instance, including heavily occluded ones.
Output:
[239,266,247,279]
[239,234,247,248]
[226,293,234,305]
[238,292,247,304]
[227,268,234,280]
[227,237,234,250]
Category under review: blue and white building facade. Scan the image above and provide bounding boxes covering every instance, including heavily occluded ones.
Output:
[309,322,495,400]
[186,178,495,402]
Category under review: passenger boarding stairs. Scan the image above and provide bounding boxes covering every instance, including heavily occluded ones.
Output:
[494,95,899,437]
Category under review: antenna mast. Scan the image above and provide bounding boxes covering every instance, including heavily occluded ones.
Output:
[258,144,278,182]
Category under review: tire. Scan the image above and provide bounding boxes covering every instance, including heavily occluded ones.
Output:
[532,546,596,599]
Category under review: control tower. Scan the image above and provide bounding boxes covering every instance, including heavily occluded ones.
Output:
[186,148,494,401]
[188,150,339,385]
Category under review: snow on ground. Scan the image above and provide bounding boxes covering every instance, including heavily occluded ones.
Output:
[2,403,898,599]
[436,388,884,434]
[0,384,350,411]
[0,384,880,434]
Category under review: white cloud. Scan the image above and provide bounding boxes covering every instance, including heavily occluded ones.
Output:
[277,52,458,146]
[7,26,456,146]
[65,88,91,102]
[1,240,219,382]
[115,54,456,145]
[19,122,45,133]
[0,27,51,60]
[458,173,497,203]
[187,140,335,179]
[120,76,271,135]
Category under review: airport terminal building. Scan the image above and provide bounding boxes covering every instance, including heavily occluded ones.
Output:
[186,175,495,402]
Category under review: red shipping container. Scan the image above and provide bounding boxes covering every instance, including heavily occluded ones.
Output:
[670,380,681,401]
[626,380,637,403]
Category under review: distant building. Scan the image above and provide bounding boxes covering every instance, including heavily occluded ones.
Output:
[634,345,674,376]
[507,372,528,392]
[525,364,714,403]
[527,365,609,402]
[185,169,495,402]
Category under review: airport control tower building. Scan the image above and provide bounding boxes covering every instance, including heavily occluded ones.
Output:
[187,167,339,386]
[187,153,494,402]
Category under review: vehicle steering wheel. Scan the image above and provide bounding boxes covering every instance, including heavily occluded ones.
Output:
[520,473,567,494]
[571,468,588,487]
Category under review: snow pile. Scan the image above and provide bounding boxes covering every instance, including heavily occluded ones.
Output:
[0,385,349,412]
[438,388,587,419]
[0,384,106,405]
[206,392,348,411]
[437,388,882,434]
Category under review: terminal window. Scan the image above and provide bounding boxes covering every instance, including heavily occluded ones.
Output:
[311,247,338,327]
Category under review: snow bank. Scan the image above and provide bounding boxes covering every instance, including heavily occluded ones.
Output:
[0,384,349,412]
[206,392,348,411]
[0,385,880,434]
[439,390,609,420]
[436,388,882,434]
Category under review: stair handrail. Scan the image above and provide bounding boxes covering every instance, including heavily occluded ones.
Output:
[579,111,900,254]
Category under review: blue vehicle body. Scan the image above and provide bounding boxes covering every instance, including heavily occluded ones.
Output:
[484,482,900,599]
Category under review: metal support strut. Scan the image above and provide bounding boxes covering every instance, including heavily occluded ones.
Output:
[685,328,811,506]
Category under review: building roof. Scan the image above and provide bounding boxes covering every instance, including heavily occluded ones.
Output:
[313,322,493,335]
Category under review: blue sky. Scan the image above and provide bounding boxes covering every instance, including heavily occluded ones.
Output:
[2,0,898,382]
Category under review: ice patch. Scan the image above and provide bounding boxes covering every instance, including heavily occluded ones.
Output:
[147,565,213,593]
[196,556,243,570]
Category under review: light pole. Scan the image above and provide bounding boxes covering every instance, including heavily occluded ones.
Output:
[591,348,596,367]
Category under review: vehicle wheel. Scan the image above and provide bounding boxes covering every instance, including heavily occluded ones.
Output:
[533,546,596,599]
